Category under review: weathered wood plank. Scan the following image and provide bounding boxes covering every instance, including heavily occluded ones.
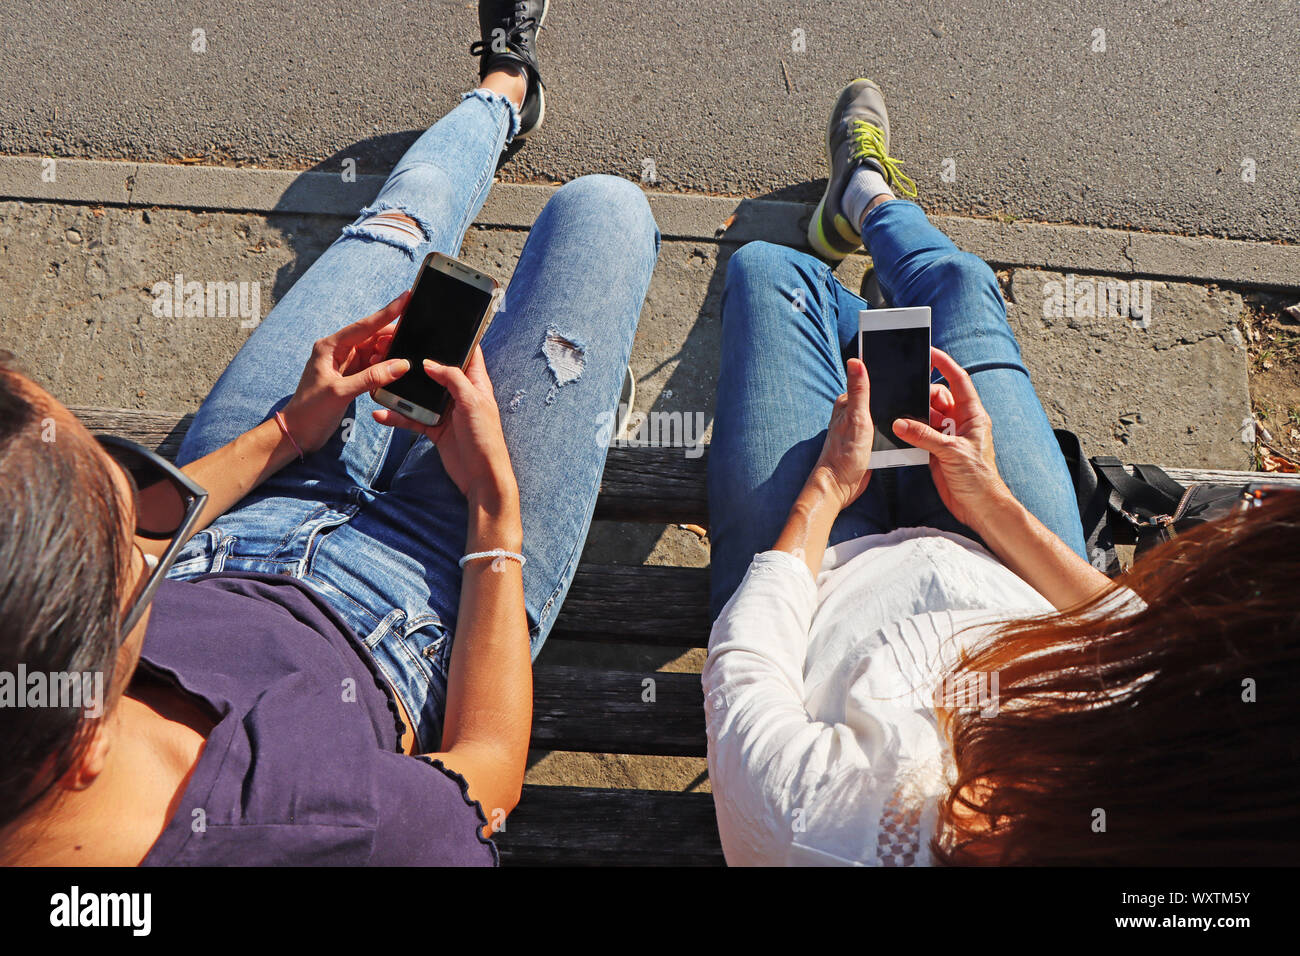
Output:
[68,407,711,523]
[1161,467,1300,487]
[72,407,1300,493]
[531,665,705,757]
[552,564,710,647]
[73,407,195,460]
[595,445,708,523]
[497,785,723,866]
[70,405,1300,537]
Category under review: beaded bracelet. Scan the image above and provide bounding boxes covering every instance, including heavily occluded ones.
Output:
[459,549,526,569]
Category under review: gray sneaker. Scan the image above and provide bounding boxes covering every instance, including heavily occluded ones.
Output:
[808,79,917,261]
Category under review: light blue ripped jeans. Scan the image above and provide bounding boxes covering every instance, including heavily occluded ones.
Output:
[166,89,661,751]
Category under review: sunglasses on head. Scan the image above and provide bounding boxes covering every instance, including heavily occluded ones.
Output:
[95,436,208,636]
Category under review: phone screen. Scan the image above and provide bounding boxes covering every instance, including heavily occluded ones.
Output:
[858,307,931,467]
[384,260,493,414]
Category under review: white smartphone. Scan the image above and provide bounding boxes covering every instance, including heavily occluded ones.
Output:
[858,306,932,468]
[373,251,504,426]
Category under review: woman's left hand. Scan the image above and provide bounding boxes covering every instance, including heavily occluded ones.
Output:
[280,291,413,453]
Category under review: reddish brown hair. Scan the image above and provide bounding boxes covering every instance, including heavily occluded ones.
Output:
[934,487,1300,865]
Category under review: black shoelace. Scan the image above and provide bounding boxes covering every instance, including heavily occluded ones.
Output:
[469,2,538,58]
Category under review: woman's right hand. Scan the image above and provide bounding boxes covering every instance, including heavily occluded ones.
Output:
[890,346,1012,529]
[371,346,518,507]
[810,357,875,511]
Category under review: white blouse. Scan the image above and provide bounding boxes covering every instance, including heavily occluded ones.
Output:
[702,527,1063,866]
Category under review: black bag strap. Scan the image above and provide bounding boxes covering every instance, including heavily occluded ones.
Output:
[1053,429,1097,519]
[1056,430,1121,572]
[1130,463,1190,502]
[1091,455,1185,522]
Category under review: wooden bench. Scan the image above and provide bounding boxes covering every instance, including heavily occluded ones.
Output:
[74,406,1300,866]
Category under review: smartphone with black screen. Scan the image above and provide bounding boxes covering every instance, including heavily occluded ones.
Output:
[858,306,932,468]
[374,252,503,426]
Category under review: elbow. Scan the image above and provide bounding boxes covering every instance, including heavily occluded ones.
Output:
[471,780,521,839]
[484,754,527,824]
[498,776,524,818]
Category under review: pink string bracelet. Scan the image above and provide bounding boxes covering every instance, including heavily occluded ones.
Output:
[274,410,305,462]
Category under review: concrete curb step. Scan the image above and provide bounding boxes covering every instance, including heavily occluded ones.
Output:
[2,155,1297,290]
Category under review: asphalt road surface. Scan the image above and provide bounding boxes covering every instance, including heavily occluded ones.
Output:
[3,0,1297,242]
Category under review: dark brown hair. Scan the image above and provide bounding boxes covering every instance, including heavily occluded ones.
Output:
[0,352,129,830]
[934,487,1300,865]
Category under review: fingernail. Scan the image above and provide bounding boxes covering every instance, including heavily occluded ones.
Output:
[388,359,408,374]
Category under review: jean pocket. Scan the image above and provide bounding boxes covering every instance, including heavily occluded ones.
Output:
[401,615,452,683]
[362,610,450,692]
[391,615,451,750]
[166,528,232,579]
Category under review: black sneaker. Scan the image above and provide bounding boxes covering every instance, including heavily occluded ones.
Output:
[469,0,549,139]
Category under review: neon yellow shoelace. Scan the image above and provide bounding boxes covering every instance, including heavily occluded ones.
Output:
[850,119,918,198]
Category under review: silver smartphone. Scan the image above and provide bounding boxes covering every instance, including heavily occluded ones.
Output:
[373,251,504,426]
[858,306,932,468]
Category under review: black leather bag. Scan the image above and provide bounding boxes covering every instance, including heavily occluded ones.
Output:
[1091,455,1286,564]
[1053,431,1289,575]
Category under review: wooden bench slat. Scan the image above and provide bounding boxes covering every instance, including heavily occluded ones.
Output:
[73,407,195,459]
[553,564,709,647]
[69,406,1300,529]
[68,407,713,522]
[497,785,723,866]
[1161,466,1300,487]
[531,665,705,757]
[595,445,708,523]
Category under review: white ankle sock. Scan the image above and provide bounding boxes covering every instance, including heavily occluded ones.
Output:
[841,163,893,232]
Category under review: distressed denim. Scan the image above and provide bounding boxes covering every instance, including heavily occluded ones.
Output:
[167,89,661,751]
[708,200,1087,618]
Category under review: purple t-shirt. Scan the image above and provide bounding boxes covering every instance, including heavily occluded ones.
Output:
[138,571,497,866]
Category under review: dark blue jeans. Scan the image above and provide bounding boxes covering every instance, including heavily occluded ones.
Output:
[708,199,1086,618]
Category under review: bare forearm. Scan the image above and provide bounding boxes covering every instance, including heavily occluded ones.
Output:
[166,418,300,553]
[971,489,1111,610]
[435,484,531,819]
[773,468,843,579]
